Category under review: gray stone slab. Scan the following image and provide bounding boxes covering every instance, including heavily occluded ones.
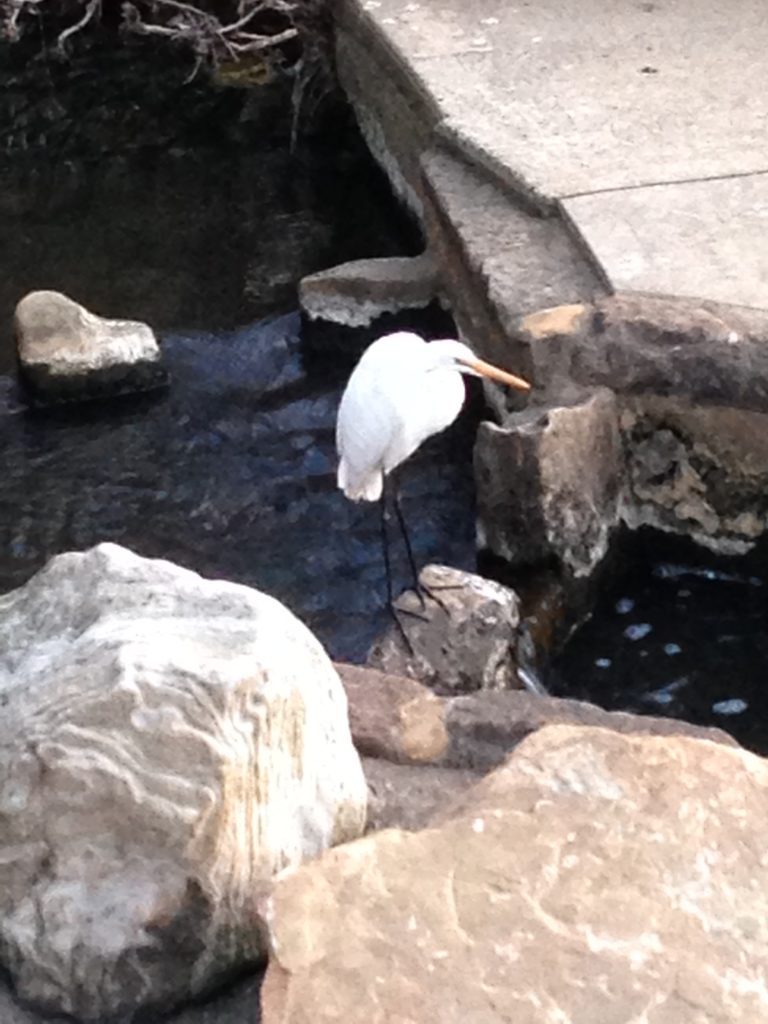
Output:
[352,0,768,201]
[421,149,603,337]
[563,173,768,310]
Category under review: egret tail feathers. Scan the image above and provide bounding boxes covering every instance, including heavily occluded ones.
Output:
[337,459,383,502]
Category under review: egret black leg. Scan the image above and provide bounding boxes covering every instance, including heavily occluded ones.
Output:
[392,479,453,615]
[392,482,423,601]
[380,482,416,653]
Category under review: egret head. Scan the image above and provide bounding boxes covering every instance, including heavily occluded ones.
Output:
[427,339,531,392]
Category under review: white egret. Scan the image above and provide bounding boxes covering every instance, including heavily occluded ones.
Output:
[335,331,530,630]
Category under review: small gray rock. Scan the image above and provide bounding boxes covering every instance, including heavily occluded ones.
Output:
[367,564,524,695]
[14,290,167,405]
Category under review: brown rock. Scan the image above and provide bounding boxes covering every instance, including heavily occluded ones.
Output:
[440,688,737,771]
[262,724,768,1024]
[334,663,448,764]
[337,663,734,771]
[572,293,768,413]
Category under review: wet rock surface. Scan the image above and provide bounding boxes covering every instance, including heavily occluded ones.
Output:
[0,543,365,1021]
[262,723,768,1024]
[15,290,166,404]
[367,565,525,694]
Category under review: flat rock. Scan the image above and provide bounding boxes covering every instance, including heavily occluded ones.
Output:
[0,544,366,1021]
[262,723,768,1024]
[336,663,736,773]
[367,565,526,695]
[299,253,437,327]
[15,290,166,404]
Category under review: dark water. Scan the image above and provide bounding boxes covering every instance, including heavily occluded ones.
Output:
[0,118,421,374]
[0,66,481,660]
[549,530,768,753]
[0,313,477,661]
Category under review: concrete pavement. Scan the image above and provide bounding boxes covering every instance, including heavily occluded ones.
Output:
[335,0,768,314]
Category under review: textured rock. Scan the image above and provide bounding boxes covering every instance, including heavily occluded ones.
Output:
[517,293,768,415]
[511,295,768,554]
[367,565,525,695]
[475,388,624,577]
[337,663,735,773]
[0,971,265,1024]
[15,290,166,404]
[299,253,437,328]
[262,724,768,1024]
[0,544,365,1021]
[620,396,768,554]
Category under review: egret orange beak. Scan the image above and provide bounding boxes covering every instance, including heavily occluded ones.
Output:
[462,357,531,392]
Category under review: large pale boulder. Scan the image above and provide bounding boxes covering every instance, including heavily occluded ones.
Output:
[14,290,166,404]
[0,544,366,1021]
[262,724,768,1023]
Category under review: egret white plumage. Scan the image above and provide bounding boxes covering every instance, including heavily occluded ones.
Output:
[335,331,530,629]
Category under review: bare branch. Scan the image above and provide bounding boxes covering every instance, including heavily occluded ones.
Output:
[226,27,297,52]
[57,0,100,51]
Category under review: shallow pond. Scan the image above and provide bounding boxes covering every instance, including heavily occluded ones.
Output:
[0,92,480,663]
[549,529,768,754]
[0,313,477,661]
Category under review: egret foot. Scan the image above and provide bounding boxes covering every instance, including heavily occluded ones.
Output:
[387,603,417,656]
[415,580,453,616]
[398,601,431,623]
